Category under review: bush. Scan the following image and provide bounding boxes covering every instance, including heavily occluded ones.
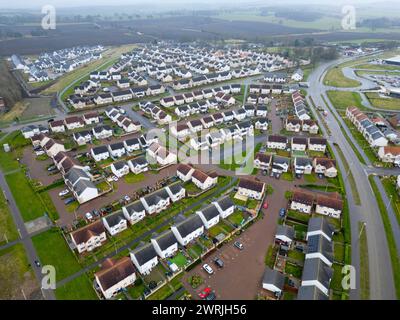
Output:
[188,274,203,289]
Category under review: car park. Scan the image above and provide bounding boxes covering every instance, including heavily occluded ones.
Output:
[203,263,214,275]
[198,287,212,299]
[234,241,244,250]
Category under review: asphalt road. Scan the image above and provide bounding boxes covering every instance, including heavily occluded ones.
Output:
[307,54,397,300]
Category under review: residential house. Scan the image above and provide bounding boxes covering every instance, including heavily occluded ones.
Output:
[103,212,128,236]
[262,267,285,296]
[237,178,265,200]
[213,196,235,219]
[290,190,314,214]
[70,220,106,253]
[95,257,136,299]
[151,230,178,259]
[315,194,343,219]
[130,243,158,275]
[171,214,205,246]
[196,204,220,229]
[191,170,218,190]
[140,189,171,214]
[275,225,295,245]
[267,135,288,150]
[91,145,110,162]
[122,200,146,225]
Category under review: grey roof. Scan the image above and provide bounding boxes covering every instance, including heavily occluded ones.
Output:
[297,286,328,300]
[262,267,285,290]
[109,142,125,150]
[143,188,170,206]
[167,183,184,195]
[215,196,235,211]
[125,200,145,214]
[131,243,157,266]
[307,234,333,263]
[198,204,220,221]
[92,145,109,155]
[65,167,89,185]
[301,258,333,290]
[112,161,128,170]
[275,225,295,240]
[295,157,313,167]
[104,212,126,227]
[308,217,334,237]
[175,214,204,238]
[273,155,290,165]
[124,137,140,146]
[129,156,148,166]
[152,230,177,251]
[74,179,96,196]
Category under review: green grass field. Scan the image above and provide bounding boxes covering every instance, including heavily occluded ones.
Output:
[124,172,145,184]
[326,91,364,112]
[0,189,18,245]
[32,228,81,281]
[55,273,98,300]
[324,67,361,88]
[365,92,400,111]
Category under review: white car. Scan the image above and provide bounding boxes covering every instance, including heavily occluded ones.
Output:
[58,189,70,197]
[35,150,45,156]
[203,264,214,275]
[112,176,118,182]
[85,212,93,220]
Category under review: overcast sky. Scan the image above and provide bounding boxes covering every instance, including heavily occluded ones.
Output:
[0,0,393,10]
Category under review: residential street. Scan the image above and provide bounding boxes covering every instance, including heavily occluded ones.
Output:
[306,55,397,300]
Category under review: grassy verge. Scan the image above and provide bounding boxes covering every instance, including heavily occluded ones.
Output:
[0,189,18,244]
[381,177,400,227]
[359,222,370,300]
[326,90,365,111]
[368,176,400,299]
[333,145,361,205]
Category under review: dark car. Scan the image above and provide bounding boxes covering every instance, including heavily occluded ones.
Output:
[34,260,41,268]
[234,241,244,250]
[205,292,216,300]
[92,209,100,217]
[279,208,286,217]
[148,281,157,290]
[64,197,75,205]
[143,288,151,296]
[213,258,224,268]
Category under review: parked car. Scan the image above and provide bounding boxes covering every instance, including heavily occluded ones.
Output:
[64,197,75,205]
[35,150,45,156]
[263,201,268,209]
[34,260,41,268]
[205,292,216,300]
[124,195,131,202]
[47,165,57,172]
[234,241,244,250]
[198,287,212,299]
[92,209,100,218]
[58,189,70,197]
[203,264,214,275]
[148,281,157,290]
[85,212,93,220]
[213,257,224,268]
[279,208,286,217]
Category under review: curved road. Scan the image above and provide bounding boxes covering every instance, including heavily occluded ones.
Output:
[307,54,398,300]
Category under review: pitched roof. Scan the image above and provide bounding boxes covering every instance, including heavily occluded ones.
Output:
[71,220,105,245]
[238,178,264,193]
[95,257,136,291]
[262,267,285,291]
